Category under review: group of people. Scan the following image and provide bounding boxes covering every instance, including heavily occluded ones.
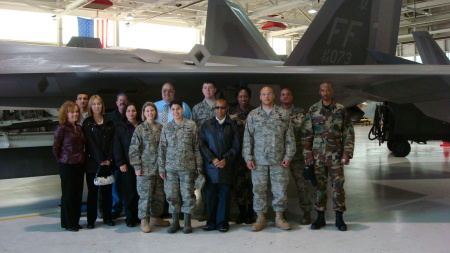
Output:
[52,80,354,234]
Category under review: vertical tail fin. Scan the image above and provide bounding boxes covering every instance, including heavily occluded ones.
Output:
[413,31,450,65]
[284,0,402,66]
[204,0,280,61]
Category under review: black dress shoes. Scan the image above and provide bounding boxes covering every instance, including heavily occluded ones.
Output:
[201,226,213,231]
[87,223,95,229]
[65,227,79,232]
[105,220,115,226]
[77,224,83,229]
[126,222,135,227]
[111,212,119,219]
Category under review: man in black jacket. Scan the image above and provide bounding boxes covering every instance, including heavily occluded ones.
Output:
[108,93,128,219]
[108,93,128,125]
[199,99,240,232]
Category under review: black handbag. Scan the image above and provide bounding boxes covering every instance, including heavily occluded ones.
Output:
[94,165,115,186]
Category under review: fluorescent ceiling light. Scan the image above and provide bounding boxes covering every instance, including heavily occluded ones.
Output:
[308,0,318,14]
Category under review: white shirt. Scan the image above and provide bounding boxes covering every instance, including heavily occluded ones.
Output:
[216,117,226,125]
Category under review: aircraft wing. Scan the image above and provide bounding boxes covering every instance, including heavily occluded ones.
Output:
[1,40,449,122]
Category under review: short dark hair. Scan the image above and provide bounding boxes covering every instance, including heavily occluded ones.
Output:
[320,81,334,88]
[235,87,252,99]
[116,93,128,101]
[170,99,183,109]
[280,88,293,96]
[204,80,215,86]
[215,98,228,107]
[76,93,89,98]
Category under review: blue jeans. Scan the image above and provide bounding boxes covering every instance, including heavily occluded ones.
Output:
[112,169,123,214]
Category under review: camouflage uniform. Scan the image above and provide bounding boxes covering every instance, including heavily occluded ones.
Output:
[192,100,215,129]
[129,121,166,220]
[229,104,255,206]
[286,105,312,212]
[243,105,296,213]
[158,118,203,214]
[77,112,89,126]
[301,100,355,212]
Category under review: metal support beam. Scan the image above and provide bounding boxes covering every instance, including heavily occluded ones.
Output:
[23,0,54,12]
[401,0,450,12]
[401,12,450,27]
[54,0,94,19]
[114,20,119,47]
[56,17,62,46]
[249,0,308,18]
[398,28,450,40]
[129,0,205,26]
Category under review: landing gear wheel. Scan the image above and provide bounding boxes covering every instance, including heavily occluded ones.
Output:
[387,141,393,151]
[392,140,411,157]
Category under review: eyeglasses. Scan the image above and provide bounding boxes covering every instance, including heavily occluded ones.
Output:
[214,106,227,110]
[162,89,174,93]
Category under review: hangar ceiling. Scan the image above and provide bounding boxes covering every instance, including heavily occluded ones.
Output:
[0,0,449,44]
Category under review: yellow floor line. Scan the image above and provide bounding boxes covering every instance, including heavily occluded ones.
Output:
[0,212,60,221]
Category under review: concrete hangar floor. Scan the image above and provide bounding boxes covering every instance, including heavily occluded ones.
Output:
[0,125,449,253]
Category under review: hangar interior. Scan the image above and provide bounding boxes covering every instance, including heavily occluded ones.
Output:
[0,0,449,57]
[0,1,449,252]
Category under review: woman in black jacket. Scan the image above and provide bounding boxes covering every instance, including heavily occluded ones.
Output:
[83,95,116,229]
[113,103,141,227]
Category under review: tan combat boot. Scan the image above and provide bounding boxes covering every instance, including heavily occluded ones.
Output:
[251,213,267,232]
[275,212,292,230]
[140,218,151,233]
[150,217,170,227]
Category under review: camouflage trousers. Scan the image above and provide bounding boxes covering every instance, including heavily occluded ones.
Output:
[252,165,289,213]
[290,160,313,212]
[136,175,166,219]
[164,170,196,214]
[314,164,346,211]
[233,158,253,206]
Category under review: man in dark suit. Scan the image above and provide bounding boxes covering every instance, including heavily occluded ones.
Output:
[199,99,240,232]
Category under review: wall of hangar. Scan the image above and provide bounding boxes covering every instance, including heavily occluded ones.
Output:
[396,38,450,63]
[0,9,200,53]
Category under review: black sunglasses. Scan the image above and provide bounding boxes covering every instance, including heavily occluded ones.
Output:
[214,106,227,110]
